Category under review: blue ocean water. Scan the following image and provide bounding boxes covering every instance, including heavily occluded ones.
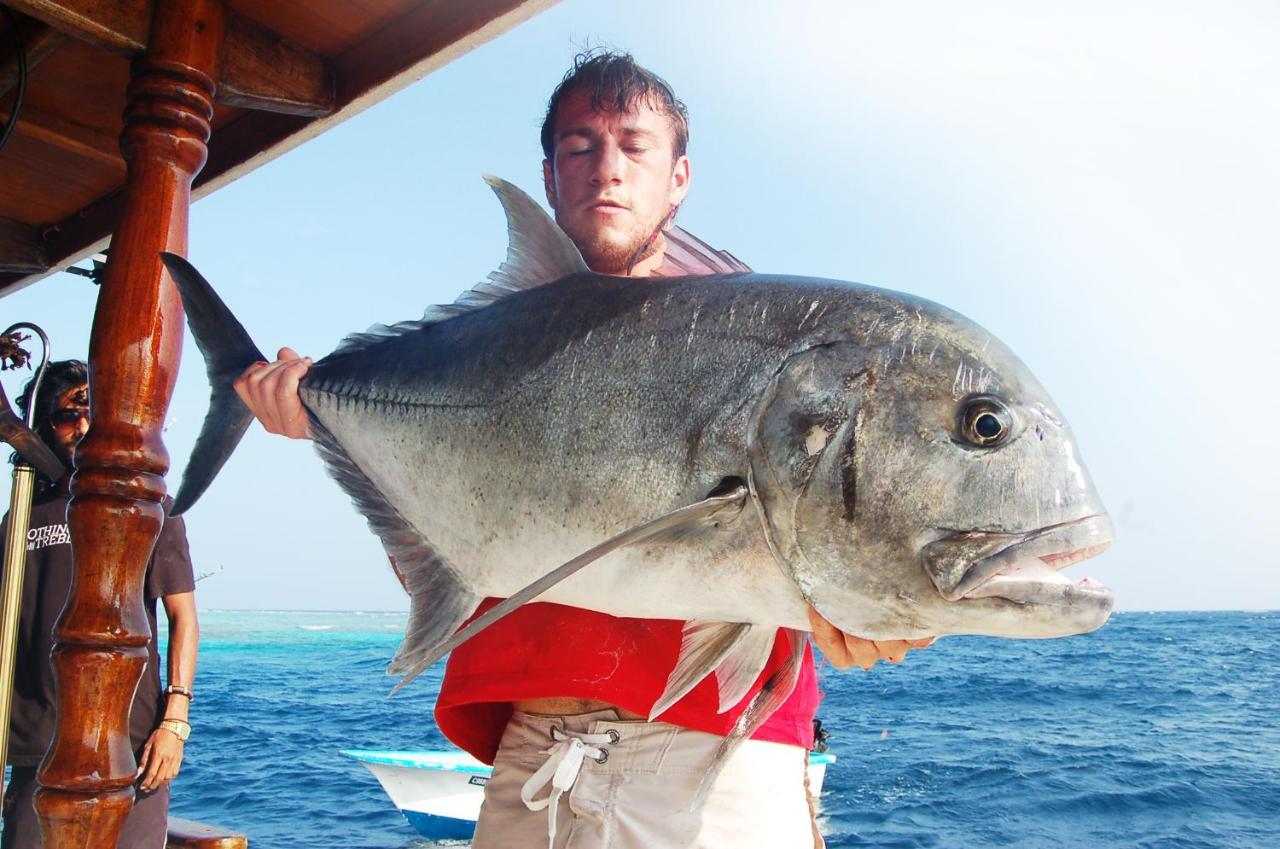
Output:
[167,611,1280,848]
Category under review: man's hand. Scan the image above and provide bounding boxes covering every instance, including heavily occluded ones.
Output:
[233,347,312,439]
[807,605,935,670]
[136,727,184,792]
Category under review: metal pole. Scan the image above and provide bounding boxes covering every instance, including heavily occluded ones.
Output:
[0,462,37,777]
[0,323,53,789]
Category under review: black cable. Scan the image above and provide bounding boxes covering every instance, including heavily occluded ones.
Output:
[0,4,28,157]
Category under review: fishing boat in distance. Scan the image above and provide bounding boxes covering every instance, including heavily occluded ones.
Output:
[343,748,838,842]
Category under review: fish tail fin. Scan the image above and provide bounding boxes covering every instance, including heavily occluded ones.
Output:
[160,252,266,515]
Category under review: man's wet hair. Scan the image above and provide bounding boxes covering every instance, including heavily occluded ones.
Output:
[12,359,87,484]
[541,49,689,162]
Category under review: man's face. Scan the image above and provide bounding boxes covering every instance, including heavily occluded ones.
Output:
[543,89,691,275]
[47,383,89,467]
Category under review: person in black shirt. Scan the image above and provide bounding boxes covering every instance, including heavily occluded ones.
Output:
[1,360,199,849]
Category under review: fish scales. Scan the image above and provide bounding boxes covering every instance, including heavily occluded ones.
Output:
[303,274,892,627]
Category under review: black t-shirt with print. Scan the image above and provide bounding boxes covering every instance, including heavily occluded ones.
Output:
[1,495,196,766]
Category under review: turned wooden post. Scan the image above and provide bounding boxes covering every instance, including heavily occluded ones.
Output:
[34,2,222,847]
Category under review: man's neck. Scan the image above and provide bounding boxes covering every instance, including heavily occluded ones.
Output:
[626,246,665,278]
[589,232,666,279]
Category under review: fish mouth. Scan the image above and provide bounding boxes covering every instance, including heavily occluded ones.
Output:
[921,515,1115,608]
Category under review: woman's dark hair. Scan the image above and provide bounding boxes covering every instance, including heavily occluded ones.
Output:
[12,359,87,488]
[540,49,689,162]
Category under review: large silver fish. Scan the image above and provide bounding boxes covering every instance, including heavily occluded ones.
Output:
[163,176,1114,723]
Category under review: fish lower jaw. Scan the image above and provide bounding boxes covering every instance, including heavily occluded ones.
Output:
[959,543,1113,606]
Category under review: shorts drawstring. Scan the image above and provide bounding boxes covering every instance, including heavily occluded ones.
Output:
[520,725,616,849]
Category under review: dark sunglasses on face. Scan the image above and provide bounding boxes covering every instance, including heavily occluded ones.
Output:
[49,408,90,429]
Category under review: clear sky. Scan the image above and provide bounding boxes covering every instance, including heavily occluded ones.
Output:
[2,0,1276,613]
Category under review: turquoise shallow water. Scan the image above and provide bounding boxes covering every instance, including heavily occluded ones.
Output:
[167,610,1280,848]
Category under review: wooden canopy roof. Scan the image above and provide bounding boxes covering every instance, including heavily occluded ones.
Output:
[0,0,557,297]
[0,4,558,846]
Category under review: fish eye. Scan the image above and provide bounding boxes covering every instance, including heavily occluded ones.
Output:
[959,397,1012,447]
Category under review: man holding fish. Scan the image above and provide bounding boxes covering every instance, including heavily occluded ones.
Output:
[235,51,931,848]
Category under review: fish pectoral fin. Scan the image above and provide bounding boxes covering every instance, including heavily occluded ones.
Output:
[637,479,750,547]
[425,485,753,663]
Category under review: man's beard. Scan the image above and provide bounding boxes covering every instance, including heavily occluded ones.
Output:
[560,218,661,276]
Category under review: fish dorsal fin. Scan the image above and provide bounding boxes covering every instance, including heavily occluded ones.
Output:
[652,226,752,276]
[330,175,587,357]
[419,174,589,324]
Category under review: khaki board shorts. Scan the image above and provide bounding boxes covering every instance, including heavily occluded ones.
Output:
[472,709,824,849]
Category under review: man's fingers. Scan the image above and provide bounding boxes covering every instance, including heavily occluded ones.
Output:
[807,606,878,670]
[233,350,313,439]
[844,638,880,671]
[137,731,186,791]
[873,640,911,664]
[807,606,855,668]
[136,740,153,778]
[271,360,311,439]
[139,754,163,791]
[806,605,937,670]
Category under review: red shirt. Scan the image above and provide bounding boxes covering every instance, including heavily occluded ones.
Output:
[435,600,820,764]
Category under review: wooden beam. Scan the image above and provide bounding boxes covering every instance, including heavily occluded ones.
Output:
[9,108,309,296]
[218,11,334,117]
[0,13,68,98]
[0,217,48,274]
[335,0,556,106]
[8,2,334,116]
[0,104,122,168]
[3,0,150,56]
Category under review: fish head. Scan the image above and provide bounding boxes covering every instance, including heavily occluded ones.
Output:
[748,294,1114,640]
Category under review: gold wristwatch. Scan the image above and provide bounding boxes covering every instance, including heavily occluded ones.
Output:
[159,719,191,742]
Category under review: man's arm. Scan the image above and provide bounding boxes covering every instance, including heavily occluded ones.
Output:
[137,591,198,792]
[234,346,312,439]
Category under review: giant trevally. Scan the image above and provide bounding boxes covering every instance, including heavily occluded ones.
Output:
[162,176,1114,727]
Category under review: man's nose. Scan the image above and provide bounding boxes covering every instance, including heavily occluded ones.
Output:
[591,142,624,185]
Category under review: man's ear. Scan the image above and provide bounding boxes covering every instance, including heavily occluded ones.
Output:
[669,155,691,207]
[543,159,557,210]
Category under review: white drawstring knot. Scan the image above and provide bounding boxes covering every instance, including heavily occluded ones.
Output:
[520,726,615,849]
